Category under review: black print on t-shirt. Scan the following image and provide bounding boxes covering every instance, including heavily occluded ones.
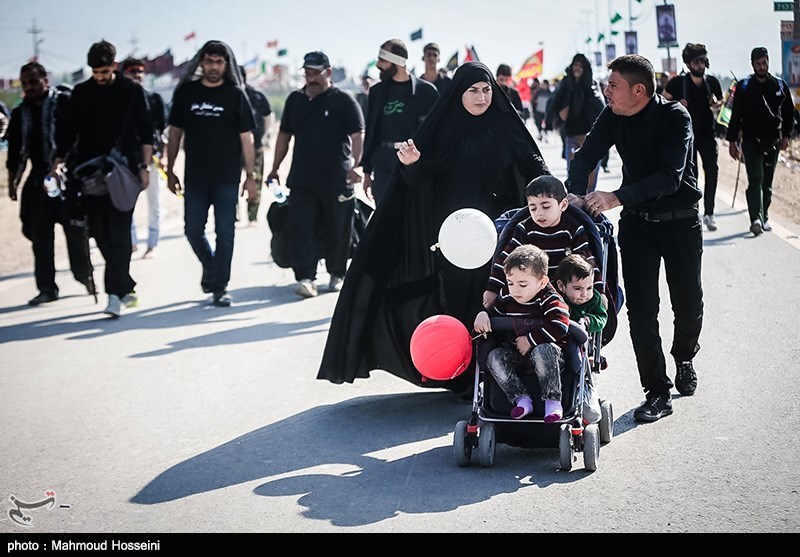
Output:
[190,102,225,117]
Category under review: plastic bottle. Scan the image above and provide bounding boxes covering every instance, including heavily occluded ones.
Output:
[268,179,287,204]
[44,175,61,198]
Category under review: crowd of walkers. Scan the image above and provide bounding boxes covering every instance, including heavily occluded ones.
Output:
[3,36,797,422]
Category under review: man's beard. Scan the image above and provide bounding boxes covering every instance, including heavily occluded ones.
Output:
[755,68,768,79]
[689,67,705,78]
[204,72,223,83]
[379,65,398,81]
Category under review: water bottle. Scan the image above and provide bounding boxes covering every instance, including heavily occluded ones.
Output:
[44,175,61,198]
[268,179,287,204]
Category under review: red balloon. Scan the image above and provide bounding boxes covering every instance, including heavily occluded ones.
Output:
[410,315,473,381]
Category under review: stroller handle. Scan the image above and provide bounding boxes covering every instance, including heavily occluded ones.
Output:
[488,317,588,345]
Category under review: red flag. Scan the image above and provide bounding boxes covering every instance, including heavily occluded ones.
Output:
[184,31,196,41]
[464,45,479,63]
[515,49,543,81]
[266,39,278,48]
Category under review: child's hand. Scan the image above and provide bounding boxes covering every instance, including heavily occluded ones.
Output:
[474,311,491,334]
[482,290,498,309]
[515,336,532,356]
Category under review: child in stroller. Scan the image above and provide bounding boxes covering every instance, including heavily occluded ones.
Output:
[453,181,622,470]
[473,245,571,423]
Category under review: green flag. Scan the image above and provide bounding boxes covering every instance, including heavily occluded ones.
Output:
[597,33,605,42]
[610,12,623,24]
[586,36,592,44]
[277,48,287,57]
[611,30,620,36]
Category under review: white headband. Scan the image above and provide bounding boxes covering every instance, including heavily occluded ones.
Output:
[378,48,407,67]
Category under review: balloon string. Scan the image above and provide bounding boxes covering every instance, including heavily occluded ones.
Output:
[471,333,487,341]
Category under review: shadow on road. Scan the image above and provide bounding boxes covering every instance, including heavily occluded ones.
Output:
[129,392,599,526]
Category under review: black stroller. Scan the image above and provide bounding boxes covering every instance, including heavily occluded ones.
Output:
[452,205,623,471]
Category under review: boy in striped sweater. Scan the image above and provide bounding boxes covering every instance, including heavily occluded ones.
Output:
[482,175,602,310]
[474,244,570,422]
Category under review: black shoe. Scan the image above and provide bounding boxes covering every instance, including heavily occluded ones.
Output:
[633,396,673,422]
[213,291,232,307]
[28,292,58,306]
[201,269,214,294]
[675,361,698,396]
[78,277,96,295]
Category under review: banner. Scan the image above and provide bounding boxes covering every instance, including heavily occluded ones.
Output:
[515,50,543,81]
[266,39,278,48]
[656,4,678,47]
[605,44,617,63]
[183,31,196,41]
[410,28,423,41]
[625,31,638,55]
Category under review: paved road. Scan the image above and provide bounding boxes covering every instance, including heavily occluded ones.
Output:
[1,128,799,535]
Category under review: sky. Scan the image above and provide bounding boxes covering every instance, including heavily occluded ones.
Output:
[0,0,794,83]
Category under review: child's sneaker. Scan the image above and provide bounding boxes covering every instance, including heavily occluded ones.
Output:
[511,395,533,419]
[544,400,563,423]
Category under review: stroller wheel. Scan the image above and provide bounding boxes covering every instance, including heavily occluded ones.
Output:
[477,423,496,467]
[559,424,573,471]
[599,399,614,444]
[453,420,473,467]
[583,423,600,471]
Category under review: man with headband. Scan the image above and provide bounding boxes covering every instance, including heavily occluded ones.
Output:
[360,38,438,205]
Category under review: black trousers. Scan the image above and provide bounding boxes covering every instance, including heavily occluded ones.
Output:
[741,136,779,224]
[617,213,704,399]
[370,146,400,206]
[288,187,352,282]
[19,174,92,297]
[83,194,135,298]
[693,133,719,216]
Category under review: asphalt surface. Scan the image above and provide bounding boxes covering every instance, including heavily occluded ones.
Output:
[1,129,799,536]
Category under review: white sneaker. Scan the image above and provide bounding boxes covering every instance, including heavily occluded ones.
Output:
[104,294,122,318]
[295,280,318,299]
[762,219,772,232]
[328,275,344,292]
[750,220,763,236]
[121,292,139,308]
[702,215,717,231]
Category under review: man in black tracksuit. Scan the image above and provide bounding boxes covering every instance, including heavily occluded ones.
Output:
[57,40,153,318]
[726,47,795,236]
[5,62,93,305]
[663,43,723,232]
[567,55,703,423]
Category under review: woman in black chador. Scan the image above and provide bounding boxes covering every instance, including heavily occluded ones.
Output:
[317,61,550,391]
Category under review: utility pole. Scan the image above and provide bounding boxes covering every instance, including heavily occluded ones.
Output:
[130,33,139,57]
[27,19,43,62]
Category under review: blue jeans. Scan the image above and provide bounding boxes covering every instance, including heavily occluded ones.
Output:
[183,184,238,295]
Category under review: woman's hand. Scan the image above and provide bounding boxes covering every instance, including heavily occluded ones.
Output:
[396,139,420,166]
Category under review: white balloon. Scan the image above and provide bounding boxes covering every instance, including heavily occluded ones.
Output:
[437,208,498,269]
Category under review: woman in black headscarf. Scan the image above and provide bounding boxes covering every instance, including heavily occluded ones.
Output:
[317,61,549,391]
